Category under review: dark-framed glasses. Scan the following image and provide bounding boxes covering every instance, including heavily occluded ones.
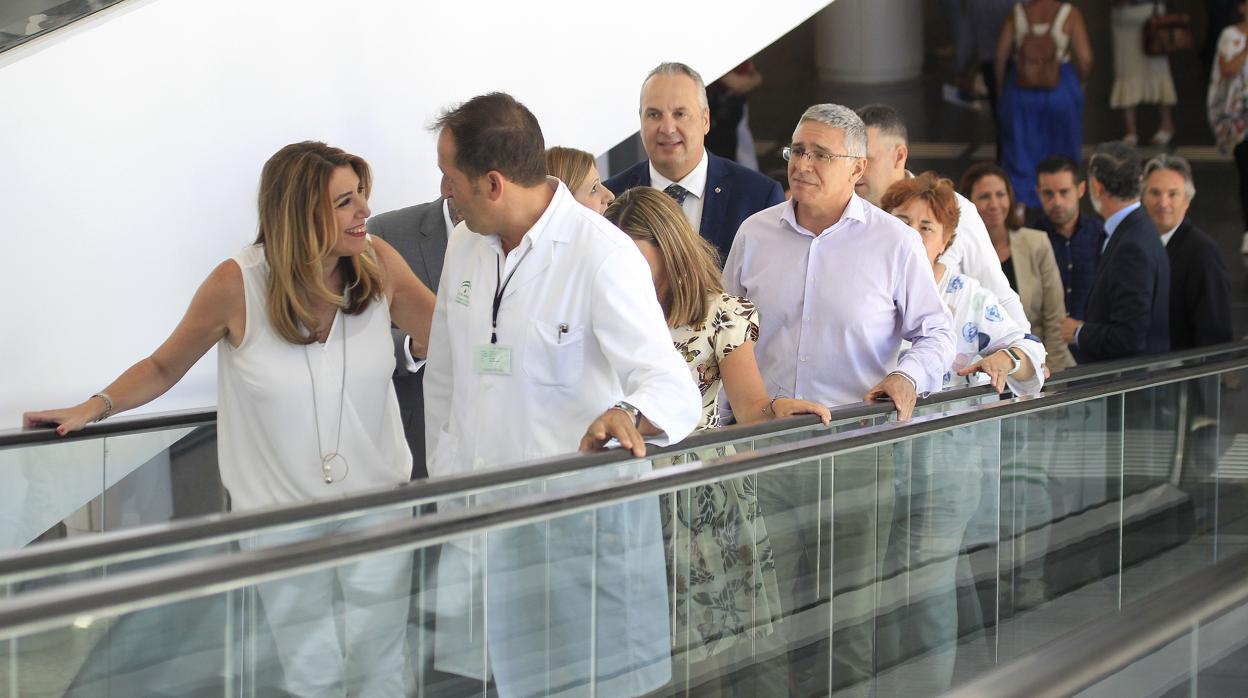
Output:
[782,145,863,164]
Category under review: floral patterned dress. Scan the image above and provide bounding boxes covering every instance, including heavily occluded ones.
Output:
[659,293,782,662]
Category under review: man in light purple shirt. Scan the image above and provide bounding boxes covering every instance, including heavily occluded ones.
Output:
[723,105,954,418]
[722,104,954,696]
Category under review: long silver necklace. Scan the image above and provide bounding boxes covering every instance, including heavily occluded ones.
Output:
[305,312,349,484]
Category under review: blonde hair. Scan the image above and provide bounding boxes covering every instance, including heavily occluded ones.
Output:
[545,146,595,192]
[255,141,385,345]
[604,188,723,328]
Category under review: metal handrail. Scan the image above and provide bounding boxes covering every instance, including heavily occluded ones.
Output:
[8,340,1241,449]
[3,340,1244,581]
[0,406,217,448]
[942,549,1248,698]
[0,383,998,581]
[0,353,1241,640]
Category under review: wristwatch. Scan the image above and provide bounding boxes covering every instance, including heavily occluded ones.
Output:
[611,401,642,427]
[1004,347,1025,375]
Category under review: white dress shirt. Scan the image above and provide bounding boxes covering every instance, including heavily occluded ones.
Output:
[937,192,1032,332]
[650,150,709,234]
[1160,225,1178,247]
[722,195,956,407]
[424,179,701,475]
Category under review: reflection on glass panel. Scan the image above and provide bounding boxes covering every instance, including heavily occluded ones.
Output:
[0,0,126,53]
[994,394,1124,665]
[0,437,105,556]
[1217,367,1248,564]
[876,409,1001,696]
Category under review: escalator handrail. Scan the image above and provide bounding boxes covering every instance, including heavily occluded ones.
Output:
[0,406,217,448]
[941,549,1248,698]
[0,353,1241,639]
[0,382,996,581]
[7,340,1242,450]
[3,340,1243,579]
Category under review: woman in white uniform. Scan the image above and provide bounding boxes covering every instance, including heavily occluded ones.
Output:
[24,141,436,696]
[876,172,1045,692]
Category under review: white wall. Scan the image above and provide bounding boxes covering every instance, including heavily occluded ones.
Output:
[1,0,830,426]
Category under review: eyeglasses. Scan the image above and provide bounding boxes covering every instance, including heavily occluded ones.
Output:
[782,145,864,164]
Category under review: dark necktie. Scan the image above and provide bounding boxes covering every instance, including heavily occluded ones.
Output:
[664,183,690,206]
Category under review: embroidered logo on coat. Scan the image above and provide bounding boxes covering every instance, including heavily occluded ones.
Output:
[454,281,471,306]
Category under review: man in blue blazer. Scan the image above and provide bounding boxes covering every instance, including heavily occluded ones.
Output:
[1061,142,1170,362]
[604,62,784,262]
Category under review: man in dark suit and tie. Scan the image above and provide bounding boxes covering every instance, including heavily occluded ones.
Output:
[1141,155,1233,350]
[366,184,459,479]
[1061,142,1170,362]
[604,62,784,262]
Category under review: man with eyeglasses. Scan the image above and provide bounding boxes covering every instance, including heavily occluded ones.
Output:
[604,62,784,262]
[854,103,1030,336]
[722,104,954,696]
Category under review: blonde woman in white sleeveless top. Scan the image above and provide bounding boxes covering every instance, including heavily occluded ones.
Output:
[25,141,436,696]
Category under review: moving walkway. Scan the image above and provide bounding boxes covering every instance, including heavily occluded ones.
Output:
[1,344,1244,696]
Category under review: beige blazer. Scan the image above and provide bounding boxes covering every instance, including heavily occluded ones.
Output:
[1011,227,1077,372]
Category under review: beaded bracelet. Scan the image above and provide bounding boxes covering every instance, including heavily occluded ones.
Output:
[91,392,114,422]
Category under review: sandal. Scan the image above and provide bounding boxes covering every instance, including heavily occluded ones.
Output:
[1122,134,1138,146]
[1150,130,1173,147]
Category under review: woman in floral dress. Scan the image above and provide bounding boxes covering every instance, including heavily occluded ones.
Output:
[605,188,828,691]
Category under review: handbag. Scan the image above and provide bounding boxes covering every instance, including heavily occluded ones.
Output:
[1143,1,1194,56]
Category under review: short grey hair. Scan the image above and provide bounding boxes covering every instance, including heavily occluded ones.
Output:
[793,104,868,157]
[641,62,709,111]
[1143,153,1196,199]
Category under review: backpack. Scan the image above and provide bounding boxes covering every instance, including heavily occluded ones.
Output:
[1014,3,1066,89]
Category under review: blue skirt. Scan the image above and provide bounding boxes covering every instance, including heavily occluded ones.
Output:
[998,62,1084,209]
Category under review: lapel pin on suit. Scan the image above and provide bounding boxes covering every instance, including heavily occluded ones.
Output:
[714,186,722,194]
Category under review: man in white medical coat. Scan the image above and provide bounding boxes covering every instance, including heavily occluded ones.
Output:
[424,92,701,697]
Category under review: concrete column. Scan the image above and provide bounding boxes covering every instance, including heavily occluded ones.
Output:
[815,0,924,85]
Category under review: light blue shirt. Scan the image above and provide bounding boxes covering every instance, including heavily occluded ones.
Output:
[1101,201,1141,252]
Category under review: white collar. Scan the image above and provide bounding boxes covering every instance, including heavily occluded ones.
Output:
[441,199,456,238]
[649,150,709,199]
[483,178,565,254]
[1160,224,1180,248]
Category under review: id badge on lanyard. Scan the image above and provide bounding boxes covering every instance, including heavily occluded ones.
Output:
[474,246,532,376]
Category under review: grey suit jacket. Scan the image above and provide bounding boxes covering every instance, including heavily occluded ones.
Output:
[367,198,449,479]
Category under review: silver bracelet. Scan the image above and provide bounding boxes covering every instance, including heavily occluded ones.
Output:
[91,392,114,422]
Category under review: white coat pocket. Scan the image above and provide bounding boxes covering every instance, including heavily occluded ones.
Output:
[523,320,585,386]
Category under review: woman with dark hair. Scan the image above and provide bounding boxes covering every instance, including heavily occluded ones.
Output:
[961,162,1075,371]
[605,187,827,691]
[25,141,436,695]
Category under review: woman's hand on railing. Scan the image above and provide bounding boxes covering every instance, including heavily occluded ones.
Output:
[23,397,107,436]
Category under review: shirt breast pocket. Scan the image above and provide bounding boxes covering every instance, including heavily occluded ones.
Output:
[523,319,585,387]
